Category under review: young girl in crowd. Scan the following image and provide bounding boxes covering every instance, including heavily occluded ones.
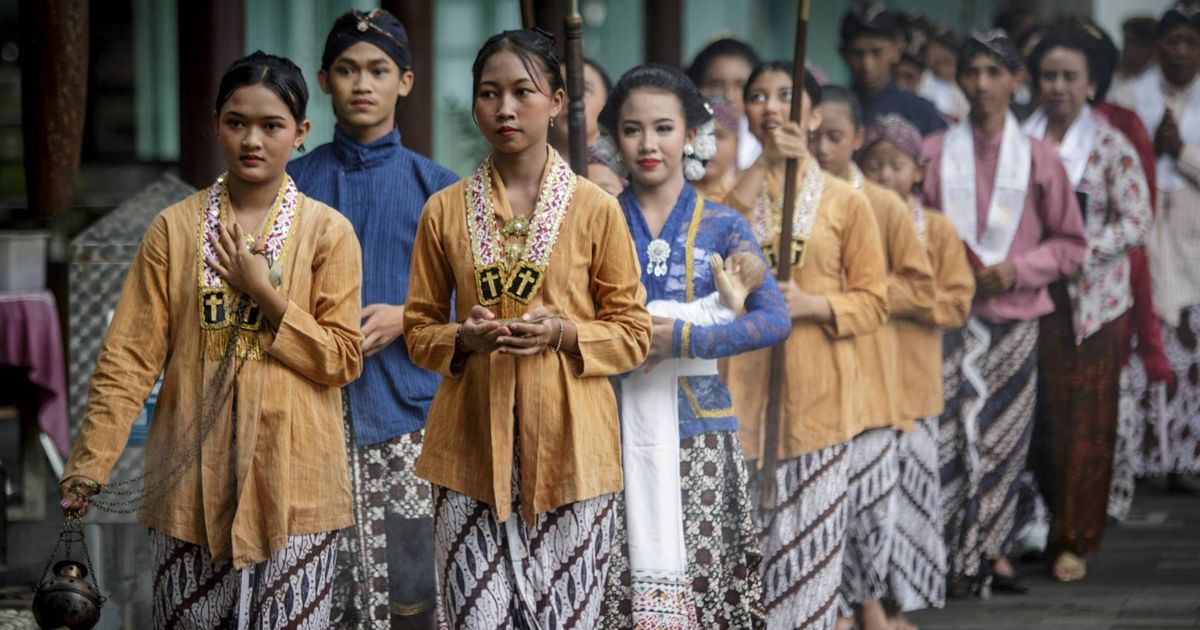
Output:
[402,29,651,629]
[597,62,789,629]
[550,57,625,196]
[688,37,765,169]
[696,94,742,199]
[724,61,888,630]
[813,85,935,630]
[861,113,976,628]
[61,51,364,629]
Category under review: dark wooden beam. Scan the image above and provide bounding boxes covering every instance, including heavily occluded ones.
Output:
[532,0,568,47]
[177,0,244,188]
[383,0,434,157]
[644,0,682,67]
[19,0,89,221]
[564,5,587,174]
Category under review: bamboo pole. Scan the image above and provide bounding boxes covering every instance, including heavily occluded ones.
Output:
[761,0,812,510]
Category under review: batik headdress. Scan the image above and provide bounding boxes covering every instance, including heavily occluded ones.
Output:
[322,9,411,70]
[960,29,1023,73]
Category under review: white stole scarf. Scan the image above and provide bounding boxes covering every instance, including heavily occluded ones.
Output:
[1022,105,1098,189]
[940,112,1032,266]
[1131,66,1200,193]
[619,356,707,627]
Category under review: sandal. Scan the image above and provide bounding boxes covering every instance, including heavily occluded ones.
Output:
[989,570,1029,594]
[1052,551,1087,582]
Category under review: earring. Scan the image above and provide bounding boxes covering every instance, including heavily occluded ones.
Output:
[550,117,555,128]
[684,143,694,156]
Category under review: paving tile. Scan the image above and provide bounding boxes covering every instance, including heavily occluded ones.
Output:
[909,484,1200,629]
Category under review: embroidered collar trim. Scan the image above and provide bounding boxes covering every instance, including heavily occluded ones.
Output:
[465,149,577,306]
[849,163,865,192]
[751,160,825,271]
[196,174,299,360]
[911,197,927,244]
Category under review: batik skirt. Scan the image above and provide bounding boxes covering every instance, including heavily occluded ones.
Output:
[1030,300,1127,556]
[888,419,947,611]
[1138,305,1200,475]
[759,443,850,630]
[839,428,898,616]
[433,443,617,630]
[1108,362,1145,521]
[601,430,765,629]
[150,529,338,630]
[938,317,1038,579]
[331,399,436,629]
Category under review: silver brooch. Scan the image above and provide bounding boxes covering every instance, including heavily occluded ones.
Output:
[646,238,671,277]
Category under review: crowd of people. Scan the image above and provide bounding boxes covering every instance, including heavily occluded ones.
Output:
[50,1,1200,628]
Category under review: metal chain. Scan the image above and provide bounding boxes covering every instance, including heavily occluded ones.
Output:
[34,518,70,592]
[75,518,105,601]
[86,296,252,513]
[35,514,107,605]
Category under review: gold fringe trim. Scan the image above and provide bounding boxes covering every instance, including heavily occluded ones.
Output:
[202,327,265,361]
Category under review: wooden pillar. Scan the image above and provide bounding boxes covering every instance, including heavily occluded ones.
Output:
[18,0,89,221]
[644,0,682,67]
[177,0,244,188]
[383,0,434,157]
[533,0,568,48]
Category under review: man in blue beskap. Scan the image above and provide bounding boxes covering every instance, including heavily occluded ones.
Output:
[288,9,458,630]
[841,2,949,136]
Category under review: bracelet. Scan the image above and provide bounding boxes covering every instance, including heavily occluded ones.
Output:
[66,478,101,499]
[454,324,467,353]
[552,317,565,352]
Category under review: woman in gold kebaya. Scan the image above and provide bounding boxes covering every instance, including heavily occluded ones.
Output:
[60,52,363,629]
[403,29,651,629]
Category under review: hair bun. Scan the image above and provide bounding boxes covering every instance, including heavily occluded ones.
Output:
[531,26,558,45]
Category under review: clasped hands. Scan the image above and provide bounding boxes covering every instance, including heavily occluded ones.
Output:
[976,260,1017,298]
[458,305,564,356]
[1156,107,1184,159]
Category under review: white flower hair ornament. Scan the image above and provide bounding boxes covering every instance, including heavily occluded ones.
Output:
[683,114,718,181]
[593,130,628,179]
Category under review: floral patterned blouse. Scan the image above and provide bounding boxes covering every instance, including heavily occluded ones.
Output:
[1069,120,1152,343]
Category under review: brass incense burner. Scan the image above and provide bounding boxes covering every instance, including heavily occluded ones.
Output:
[31,517,104,629]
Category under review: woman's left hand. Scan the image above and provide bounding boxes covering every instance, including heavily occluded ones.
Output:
[499,306,559,355]
[208,222,271,297]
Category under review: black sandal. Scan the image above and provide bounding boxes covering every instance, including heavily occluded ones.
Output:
[990,570,1029,594]
[946,575,974,599]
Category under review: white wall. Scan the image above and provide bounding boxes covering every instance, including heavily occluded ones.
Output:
[1094,0,1175,47]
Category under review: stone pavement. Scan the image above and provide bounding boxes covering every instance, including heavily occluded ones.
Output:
[909,481,1200,629]
[2,482,1195,629]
